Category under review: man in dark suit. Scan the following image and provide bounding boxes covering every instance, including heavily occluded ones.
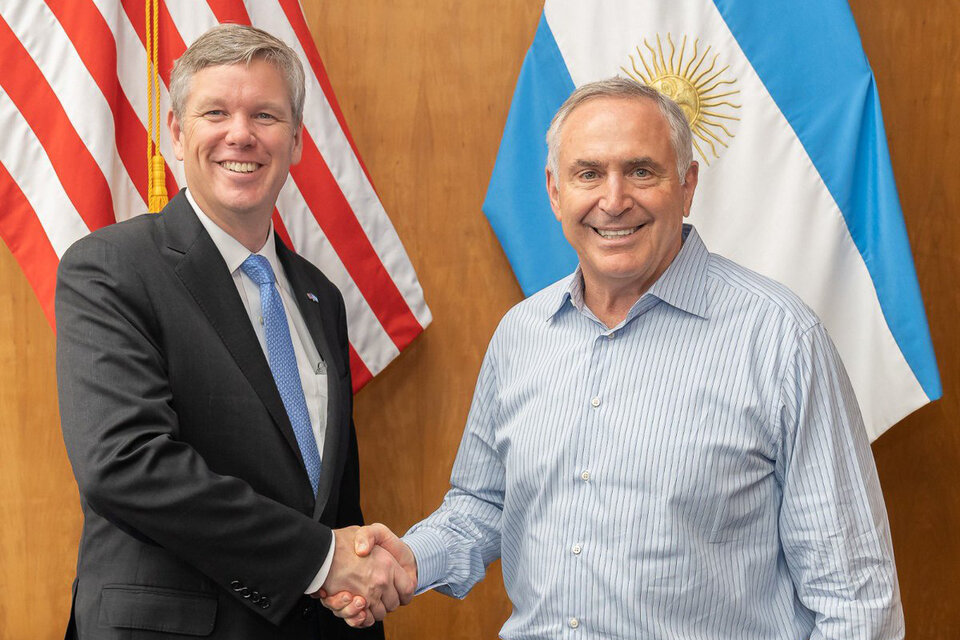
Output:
[56,24,412,639]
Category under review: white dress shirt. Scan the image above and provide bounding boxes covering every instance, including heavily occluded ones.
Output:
[186,189,335,593]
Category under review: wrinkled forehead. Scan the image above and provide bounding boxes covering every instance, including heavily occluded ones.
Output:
[559,96,673,159]
[564,95,667,135]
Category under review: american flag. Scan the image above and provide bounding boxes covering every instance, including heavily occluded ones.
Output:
[0,0,432,391]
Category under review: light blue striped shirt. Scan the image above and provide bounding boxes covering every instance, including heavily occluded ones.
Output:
[404,225,903,639]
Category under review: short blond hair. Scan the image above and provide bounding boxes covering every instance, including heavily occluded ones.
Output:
[169,23,305,126]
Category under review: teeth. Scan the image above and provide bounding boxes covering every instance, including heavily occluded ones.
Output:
[595,226,639,238]
[220,161,259,173]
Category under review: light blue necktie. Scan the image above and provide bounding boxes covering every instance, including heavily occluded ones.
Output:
[240,254,321,494]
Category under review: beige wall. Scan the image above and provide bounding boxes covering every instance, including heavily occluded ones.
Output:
[1,1,957,637]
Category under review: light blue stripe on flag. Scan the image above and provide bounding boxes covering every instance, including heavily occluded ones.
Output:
[713,0,940,400]
[483,12,576,296]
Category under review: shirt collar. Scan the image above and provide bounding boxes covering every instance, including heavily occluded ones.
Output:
[547,223,710,322]
[185,188,281,277]
[646,224,710,320]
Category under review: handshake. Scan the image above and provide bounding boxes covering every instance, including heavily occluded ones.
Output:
[313,524,417,628]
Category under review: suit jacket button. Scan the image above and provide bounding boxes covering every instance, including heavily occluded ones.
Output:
[251,592,261,603]
[230,580,243,591]
[260,597,271,609]
[302,605,313,619]
[240,587,251,598]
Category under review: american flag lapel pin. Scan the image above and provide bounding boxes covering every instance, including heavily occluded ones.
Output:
[306,293,319,303]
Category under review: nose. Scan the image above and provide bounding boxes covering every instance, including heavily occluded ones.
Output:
[224,115,255,147]
[599,174,630,217]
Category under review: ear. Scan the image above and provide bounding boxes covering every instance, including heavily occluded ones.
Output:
[681,161,699,217]
[291,123,304,166]
[546,167,562,222]
[167,111,185,161]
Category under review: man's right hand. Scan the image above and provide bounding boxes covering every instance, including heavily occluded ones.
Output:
[312,525,416,627]
[317,523,418,628]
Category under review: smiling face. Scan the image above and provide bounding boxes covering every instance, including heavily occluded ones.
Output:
[547,96,698,304]
[168,58,302,248]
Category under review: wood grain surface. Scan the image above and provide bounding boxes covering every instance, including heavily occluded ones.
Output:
[0,1,956,637]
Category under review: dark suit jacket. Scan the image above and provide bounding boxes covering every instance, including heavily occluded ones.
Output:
[56,191,384,639]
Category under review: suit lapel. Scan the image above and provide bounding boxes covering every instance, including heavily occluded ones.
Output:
[277,243,346,517]
[159,192,309,486]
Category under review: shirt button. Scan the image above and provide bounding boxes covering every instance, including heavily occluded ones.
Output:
[590,396,600,408]
[572,544,582,555]
[569,617,580,629]
[580,470,590,482]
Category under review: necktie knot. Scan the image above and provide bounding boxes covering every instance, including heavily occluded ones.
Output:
[240,254,276,286]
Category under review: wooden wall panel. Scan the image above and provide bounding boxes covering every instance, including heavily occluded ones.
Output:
[0,0,956,637]
[849,0,960,636]
[0,246,80,638]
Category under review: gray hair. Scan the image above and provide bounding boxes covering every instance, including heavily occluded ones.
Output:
[545,77,694,184]
[169,23,306,127]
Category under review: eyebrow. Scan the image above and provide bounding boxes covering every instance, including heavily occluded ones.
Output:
[569,157,667,172]
[571,160,603,171]
[192,97,289,114]
[624,157,668,173]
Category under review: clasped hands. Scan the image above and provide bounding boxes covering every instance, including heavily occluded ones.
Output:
[313,523,416,628]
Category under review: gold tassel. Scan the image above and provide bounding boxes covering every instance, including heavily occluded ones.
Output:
[146,0,168,212]
[148,154,168,213]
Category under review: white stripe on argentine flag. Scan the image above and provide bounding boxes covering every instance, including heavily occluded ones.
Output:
[483,0,940,440]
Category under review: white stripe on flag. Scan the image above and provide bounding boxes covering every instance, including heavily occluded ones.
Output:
[3,0,143,223]
[0,90,90,256]
[247,0,432,329]
[163,0,218,44]
[90,0,185,193]
[275,178,401,374]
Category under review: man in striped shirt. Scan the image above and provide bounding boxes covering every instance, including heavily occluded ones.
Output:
[325,78,903,639]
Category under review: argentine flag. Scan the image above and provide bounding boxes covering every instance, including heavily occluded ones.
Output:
[483,0,940,440]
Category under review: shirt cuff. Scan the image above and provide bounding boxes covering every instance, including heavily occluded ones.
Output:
[402,528,448,594]
[304,531,336,594]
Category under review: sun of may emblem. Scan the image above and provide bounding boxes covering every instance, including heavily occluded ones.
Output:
[622,34,741,165]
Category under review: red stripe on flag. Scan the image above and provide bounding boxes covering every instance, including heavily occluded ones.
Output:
[290,134,423,350]
[205,0,251,26]
[0,14,115,232]
[348,344,373,393]
[276,0,376,187]
[45,0,179,206]
[199,0,422,357]
[0,163,61,327]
